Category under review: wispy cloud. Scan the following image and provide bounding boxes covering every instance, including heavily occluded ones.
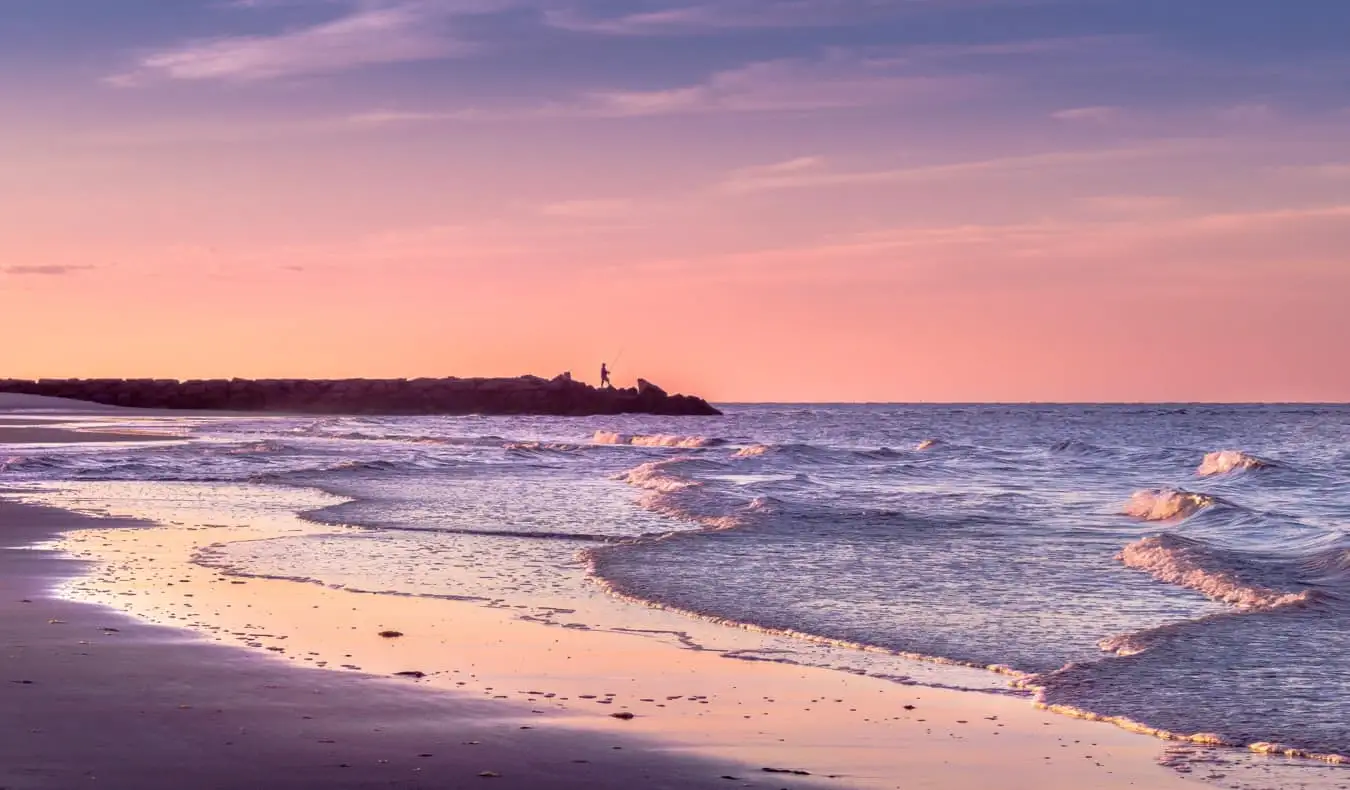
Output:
[351,50,977,124]
[1052,105,1123,123]
[2,265,95,276]
[719,146,1184,194]
[107,1,483,86]
[543,0,893,36]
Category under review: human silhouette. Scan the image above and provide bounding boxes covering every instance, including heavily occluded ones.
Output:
[600,363,612,388]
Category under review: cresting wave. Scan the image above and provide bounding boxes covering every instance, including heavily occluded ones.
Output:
[1197,450,1273,477]
[592,431,721,448]
[1116,535,1319,611]
[1121,488,1221,521]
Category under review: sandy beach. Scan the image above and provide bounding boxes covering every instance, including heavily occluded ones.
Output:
[0,497,830,790]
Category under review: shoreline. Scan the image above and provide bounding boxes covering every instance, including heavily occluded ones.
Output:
[0,497,827,790]
[6,480,1268,790]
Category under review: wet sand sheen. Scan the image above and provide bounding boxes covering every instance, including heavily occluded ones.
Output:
[9,485,1236,790]
[0,497,830,789]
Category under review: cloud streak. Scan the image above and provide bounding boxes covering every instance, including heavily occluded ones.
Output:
[350,49,977,124]
[2,265,96,276]
[718,146,1188,193]
[107,2,478,86]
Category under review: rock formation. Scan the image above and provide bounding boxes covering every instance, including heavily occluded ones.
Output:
[0,375,720,416]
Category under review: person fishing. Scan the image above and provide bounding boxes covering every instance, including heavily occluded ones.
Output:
[600,362,612,389]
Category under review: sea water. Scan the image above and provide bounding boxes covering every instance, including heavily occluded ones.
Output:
[4,404,1348,762]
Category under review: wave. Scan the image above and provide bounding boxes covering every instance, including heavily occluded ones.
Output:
[592,431,721,448]
[1049,439,1103,455]
[1,455,63,473]
[1121,488,1221,521]
[1116,534,1319,612]
[1197,450,1273,477]
[729,442,902,465]
[613,460,705,494]
[225,440,289,455]
[915,439,942,451]
[584,548,1030,683]
[503,441,588,453]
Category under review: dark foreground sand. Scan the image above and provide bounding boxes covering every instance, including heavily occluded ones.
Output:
[0,499,819,790]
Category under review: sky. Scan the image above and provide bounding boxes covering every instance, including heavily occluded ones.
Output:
[1,0,1348,402]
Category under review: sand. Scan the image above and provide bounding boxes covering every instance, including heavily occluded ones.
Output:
[0,498,825,790]
[4,486,1265,790]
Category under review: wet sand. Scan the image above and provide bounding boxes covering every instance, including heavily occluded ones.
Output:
[8,486,1285,790]
[0,424,177,444]
[0,498,826,790]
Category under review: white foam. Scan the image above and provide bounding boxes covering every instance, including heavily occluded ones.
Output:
[593,430,716,449]
[1121,488,1218,521]
[1197,450,1272,477]
[613,460,702,494]
[734,444,771,457]
[1117,535,1315,611]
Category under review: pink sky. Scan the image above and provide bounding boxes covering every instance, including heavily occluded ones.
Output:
[2,1,1348,402]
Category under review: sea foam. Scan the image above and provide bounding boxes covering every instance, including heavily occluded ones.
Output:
[593,431,717,448]
[1198,450,1272,477]
[1121,488,1219,521]
[1117,534,1316,611]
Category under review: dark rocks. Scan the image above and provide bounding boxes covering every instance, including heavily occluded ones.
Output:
[636,378,666,398]
[0,376,720,417]
[378,630,404,638]
[609,712,636,720]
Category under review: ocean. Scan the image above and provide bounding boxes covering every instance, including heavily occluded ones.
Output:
[5,404,1348,765]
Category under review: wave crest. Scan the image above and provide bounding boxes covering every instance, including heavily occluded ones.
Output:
[593,431,719,448]
[1121,488,1219,521]
[1117,534,1317,611]
[734,444,771,457]
[613,460,704,494]
[1198,450,1272,477]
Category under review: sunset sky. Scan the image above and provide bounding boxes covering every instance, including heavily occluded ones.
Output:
[2,0,1348,402]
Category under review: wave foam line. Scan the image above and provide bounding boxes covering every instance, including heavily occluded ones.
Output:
[1018,684,1347,765]
[593,431,720,448]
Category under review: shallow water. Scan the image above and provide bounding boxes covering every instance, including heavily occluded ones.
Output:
[4,404,1348,761]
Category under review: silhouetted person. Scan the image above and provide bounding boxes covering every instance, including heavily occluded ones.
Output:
[600,363,612,388]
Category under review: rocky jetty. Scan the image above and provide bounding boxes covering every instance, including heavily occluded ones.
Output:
[0,376,720,416]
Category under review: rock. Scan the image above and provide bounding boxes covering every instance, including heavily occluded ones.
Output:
[610,711,636,720]
[636,379,667,397]
[0,376,720,416]
[378,630,404,638]
[394,671,426,679]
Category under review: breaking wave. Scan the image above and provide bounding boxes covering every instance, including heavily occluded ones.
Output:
[592,430,721,448]
[1116,535,1320,611]
[1197,450,1273,477]
[1121,488,1221,521]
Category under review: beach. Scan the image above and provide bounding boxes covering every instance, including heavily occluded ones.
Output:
[3,404,1347,790]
